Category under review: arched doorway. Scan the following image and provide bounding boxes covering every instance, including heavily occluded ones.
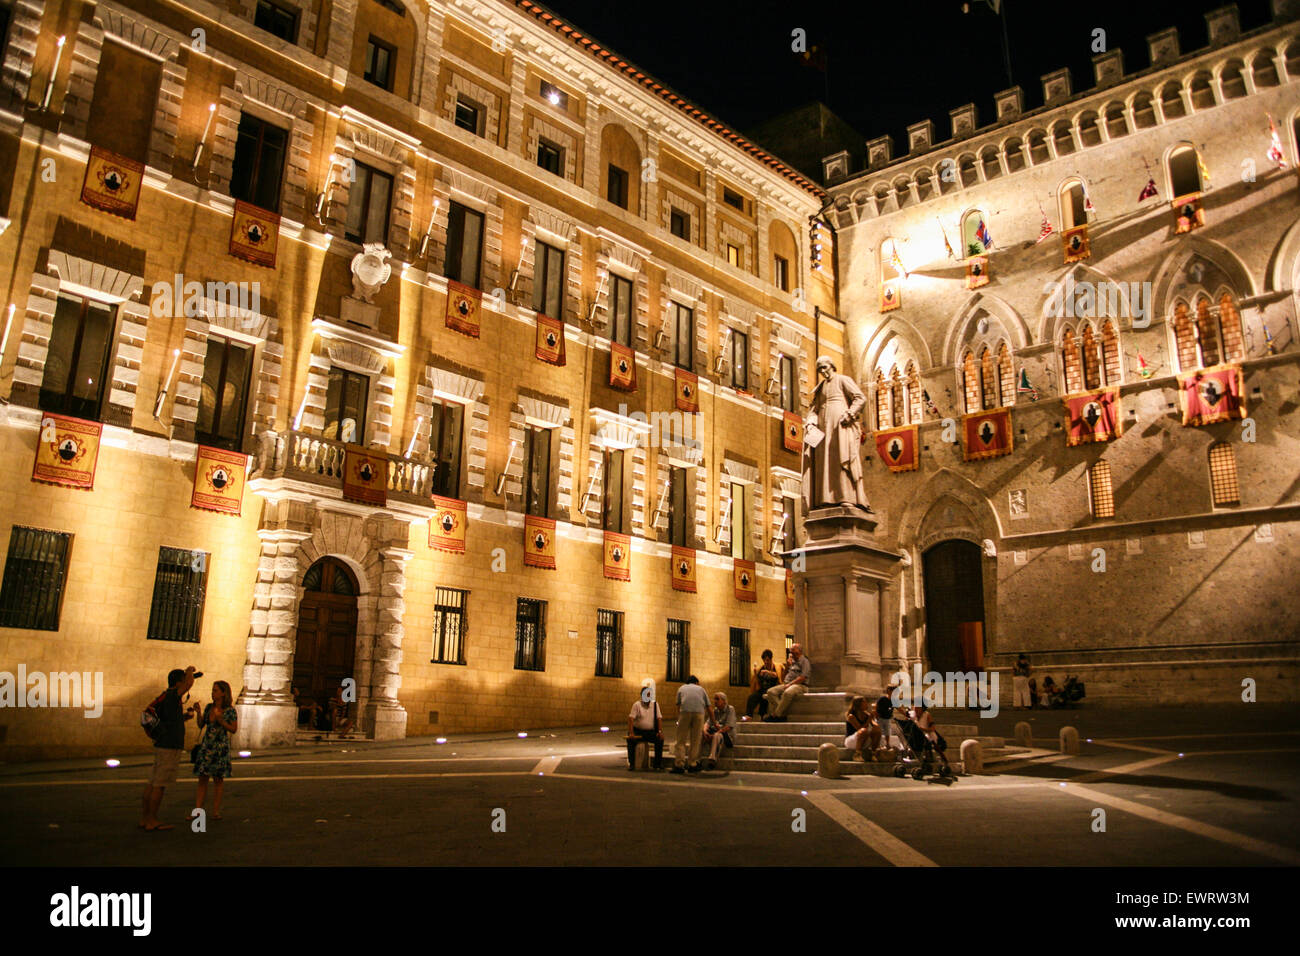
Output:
[922,540,986,672]
[292,558,358,722]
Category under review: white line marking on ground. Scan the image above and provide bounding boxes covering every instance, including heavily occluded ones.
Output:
[803,790,937,867]
[1091,739,1175,755]
[1099,731,1300,742]
[1055,782,1300,865]
[532,756,562,775]
[1069,754,1182,783]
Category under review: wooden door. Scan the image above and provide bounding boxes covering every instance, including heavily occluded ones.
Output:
[922,540,986,673]
[292,559,358,711]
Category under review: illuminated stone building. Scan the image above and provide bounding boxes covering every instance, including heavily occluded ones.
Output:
[0,0,836,756]
[822,1,1300,701]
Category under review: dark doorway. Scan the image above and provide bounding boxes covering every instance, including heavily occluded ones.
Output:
[922,540,986,672]
[292,558,359,718]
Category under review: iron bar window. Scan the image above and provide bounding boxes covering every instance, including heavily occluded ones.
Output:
[0,527,71,631]
[432,586,467,664]
[515,598,546,671]
[666,618,689,683]
[596,609,622,678]
[146,547,209,643]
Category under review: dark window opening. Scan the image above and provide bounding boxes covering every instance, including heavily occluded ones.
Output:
[674,303,694,371]
[602,448,625,533]
[196,336,253,452]
[524,425,552,518]
[669,466,690,548]
[255,1,299,42]
[610,274,634,347]
[40,295,114,421]
[730,330,749,390]
[607,164,629,209]
[230,113,287,212]
[729,627,749,687]
[723,187,745,211]
[323,367,369,443]
[0,527,71,632]
[429,401,464,499]
[364,37,396,90]
[537,139,563,175]
[779,354,797,413]
[774,254,789,292]
[514,598,546,671]
[147,547,209,643]
[596,609,622,678]
[666,618,688,684]
[432,586,467,664]
[444,201,484,289]
[454,98,481,135]
[670,207,689,240]
[532,241,565,317]
[344,162,393,245]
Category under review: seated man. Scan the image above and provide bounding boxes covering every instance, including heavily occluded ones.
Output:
[763,644,811,722]
[328,684,355,737]
[745,650,781,719]
[701,692,737,770]
[1041,676,1063,709]
[626,682,664,770]
[293,686,322,728]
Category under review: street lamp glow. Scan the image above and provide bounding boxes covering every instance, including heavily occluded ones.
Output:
[517,732,528,738]
[599,726,609,732]
[436,737,447,744]
[238,750,251,758]
[105,759,120,768]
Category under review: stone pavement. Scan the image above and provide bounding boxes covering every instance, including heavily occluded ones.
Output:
[1,705,1296,867]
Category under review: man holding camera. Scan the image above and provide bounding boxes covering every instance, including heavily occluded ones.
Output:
[140,665,198,831]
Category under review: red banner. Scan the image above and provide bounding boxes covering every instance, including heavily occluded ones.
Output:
[962,408,1013,462]
[603,531,631,581]
[535,314,566,365]
[782,412,803,453]
[429,496,467,553]
[1063,389,1121,446]
[880,281,900,312]
[671,546,697,593]
[785,569,795,609]
[1178,364,1245,426]
[342,445,387,506]
[1062,225,1091,263]
[191,446,248,516]
[675,368,699,413]
[875,424,919,472]
[966,256,989,289]
[609,343,636,390]
[32,414,102,490]
[445,280,482,338]
[523,514,556,569]
[80,146,144,220]
[229,200,280,267]
[734,559,757,603]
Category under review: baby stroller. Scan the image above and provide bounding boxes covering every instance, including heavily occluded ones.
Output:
[890,711,955,781]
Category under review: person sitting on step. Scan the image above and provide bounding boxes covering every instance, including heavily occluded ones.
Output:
[844,696,880,762]
[763,644,811,722]
[701,692,737,770]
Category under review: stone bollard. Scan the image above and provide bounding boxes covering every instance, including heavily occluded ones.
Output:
[817,742,841,779]
[1014,721,1032,748]
[634,741,650,770]
[960,739,983,775]
[1060,726,1080,755]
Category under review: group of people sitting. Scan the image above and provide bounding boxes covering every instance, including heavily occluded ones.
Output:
[626,677,736,773]
[1012,654,1087,709]
[844,686,949,767]
[293,683,355,737]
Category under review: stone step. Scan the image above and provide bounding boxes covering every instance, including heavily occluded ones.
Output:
[724,757,966,776]
[732,737,1007,756]
[736,720,986,740]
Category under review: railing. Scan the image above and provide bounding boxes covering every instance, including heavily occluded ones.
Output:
[250,429,435,506]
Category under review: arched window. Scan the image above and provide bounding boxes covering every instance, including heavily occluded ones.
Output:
[1061,328,1082,393]
[875,369,890,429]
[980,347,997,409]
[914,169,933,202]
[874,184,891,212]
[960,210,989,258]
[1284,40,1300,79]
[1027,129,1050,164]
[1051,120,1076,156]
[1219,59,1247,99]
[998,343,1014,407]
[961,351,980,414]
[1104,103,1128,139]
[1251,50,1280,88]
[1195,296,1221,367]
[1172,302,1198,371]
[981,146,1002,180]
[958,154,979,188]
[1219,292,1244,362]
[893,176,912,208]
[1081,325,1101,389]
[905,362,921,423]
[1160,82,1186,119]
[1059,178,1088,230]
[1078,111,1102,148]
[1189,71,1216,110]
[1168,144,1203,200]
[936,161,958,196]
[1004,137,1026,173]
[1131,92,1157,129]
[889,366,904,427]
[1101,320,1121,384]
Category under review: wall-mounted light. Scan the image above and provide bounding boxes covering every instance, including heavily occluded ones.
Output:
[649,478,670,529]
[152,348,181,421]
[508,234,529,293]
[418,198,441,259]
[40,36,66,111]
[0,303,15,367]
[768,512,789,554]
[578,457,603,514]
[191,103,216,171]
[404,416,425,459]
[586,269,608,326]
[713,505,730,545]
[293,389,310,432]
[493,439,519,496]
[653,326,668,351]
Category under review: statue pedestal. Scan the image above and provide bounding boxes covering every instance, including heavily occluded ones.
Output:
[790,505,903,694]
[340,295,380,330]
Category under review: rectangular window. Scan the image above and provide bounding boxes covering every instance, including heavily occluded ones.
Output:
[1209,444,1240,507]
[723,187,745,211]
[195,336,253,452]
[374,0,406,14]
[1064,184,1087,229]
[429,401,464,499]
[524,425,552,518]
[1088,461,1115,519]
[323,367,369,443]
[85,39,161,163]
[255,0,299,42]
[539,81,569,110]
[453,97,481,135]
[781,496,798,550]
[785,633,794,652]
[726,243,742,268]
[431,586,468,664]
[673,303,694,371]
[0,527,71,632]
[230,113,287,212]
[730,482,749,560]
[532,241,565,318]
[364,37,396,90]
[146,547,209,643]
[344,162,393,245]
[596,609,623,678]
[607,164,629,209]
[610,274,634,347]
[537,139,563,175]
[669,466,690,547]
[444,201,484,289]
[779,354,797,413]
[666,618,689,684]
[774,254,790,292]
[40,295,115,421]
[731,330,749,390]
[602,448,625,533]
[670,207,690,240]
[514,598,546,671]
[728,627,749,687]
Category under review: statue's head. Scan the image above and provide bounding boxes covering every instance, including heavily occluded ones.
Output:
[815,355,835,380]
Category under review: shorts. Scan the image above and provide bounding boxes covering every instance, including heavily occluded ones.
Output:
[149,748,183,787]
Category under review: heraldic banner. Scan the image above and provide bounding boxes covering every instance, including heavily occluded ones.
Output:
[675,368,699,413]
[81,146,144,220]
[670,545,697,593]
[1063,388,1121,446]
[342,445,387,506]
[603,531,631,581]
[535,314,566,365]
[32,414,102,490]
[874,423,919,472]
[785,569,794,609]
[962,408,1013,462]
[734,558,757,603]
[1062,225,1091,264]
[429,496,468,553]
[523,514,557,569]
[609,342,636,390]
[445,280,482,338]
[782,412,803,453]
[1178,364,1245,426]
[229,200,281,267]
[191,446,248,516]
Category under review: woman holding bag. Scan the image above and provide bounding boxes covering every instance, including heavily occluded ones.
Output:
[193,680,238,819]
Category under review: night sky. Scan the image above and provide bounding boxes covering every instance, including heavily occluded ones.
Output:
[535,0,1279,167]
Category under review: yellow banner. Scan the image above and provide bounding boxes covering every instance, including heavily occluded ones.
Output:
[342,445,387,506]
[446,280,482,338]
[229,200,280,267]
[734,559,757,603]
[671,546,696,593]
[523,514,556,569]
[191,446,248,516]
[32,414,102,490]
[430,496,467,553]
[603,531,630,581]
[80,146,144,220]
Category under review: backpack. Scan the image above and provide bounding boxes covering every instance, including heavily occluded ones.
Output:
[140,690,168,740]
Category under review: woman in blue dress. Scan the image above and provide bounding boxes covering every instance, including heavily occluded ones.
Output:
[193,680,238,819]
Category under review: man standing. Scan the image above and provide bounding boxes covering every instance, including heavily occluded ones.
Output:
[626,680,664,770]
[671,675,710,774]
[802,356,871,512]
[140,665,196,831]
[1012,654,1032,710]
[763,644,811,722]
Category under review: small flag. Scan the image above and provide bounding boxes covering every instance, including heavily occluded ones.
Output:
[1017,369,1039,402]
[1196,150,1212,187]
[889,242,908,278]
[938,219,956,260]
[1062,225,1090,264]
[1138,177,1159,201]
[192,446,248,516]
[1267,115,1288,170]
[1136,353,1157,378]
[966,256,989,289]
[1081,180,1096,215]
[1035,210,1054,244]
[1262,322,1276,355]
[976,218,993,250]
[523,514,557,569]
[430,496,468,553]
[671,546,697,593]
[922,390,940,417]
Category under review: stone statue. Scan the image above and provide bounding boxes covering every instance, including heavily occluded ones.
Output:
[802,355,871,513]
